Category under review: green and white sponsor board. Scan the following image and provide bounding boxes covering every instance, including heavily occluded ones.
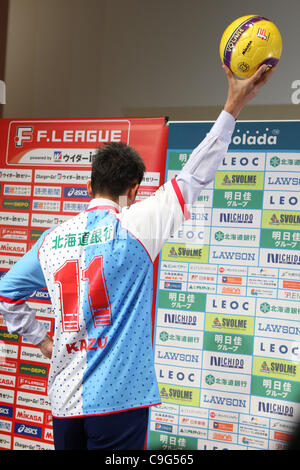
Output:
[148,120,300,451]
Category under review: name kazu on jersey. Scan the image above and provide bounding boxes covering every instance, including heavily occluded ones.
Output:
[66,337,108,354]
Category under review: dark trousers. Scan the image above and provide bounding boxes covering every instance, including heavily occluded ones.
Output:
[52,407,149,450]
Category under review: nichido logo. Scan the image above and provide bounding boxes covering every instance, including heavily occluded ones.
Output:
[231,127,279,146]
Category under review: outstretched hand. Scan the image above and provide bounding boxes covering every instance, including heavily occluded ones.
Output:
[223,63,277,119]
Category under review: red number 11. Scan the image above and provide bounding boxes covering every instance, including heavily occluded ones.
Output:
[54,256,112,333]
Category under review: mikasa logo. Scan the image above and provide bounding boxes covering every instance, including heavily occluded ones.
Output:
[232,130,278,146]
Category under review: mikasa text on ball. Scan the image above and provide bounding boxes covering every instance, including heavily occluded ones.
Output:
[219,15,282,79]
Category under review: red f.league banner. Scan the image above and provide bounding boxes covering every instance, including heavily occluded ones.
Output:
[0,116,168,450]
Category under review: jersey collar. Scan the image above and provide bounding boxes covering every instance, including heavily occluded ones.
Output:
[87,197,121,214]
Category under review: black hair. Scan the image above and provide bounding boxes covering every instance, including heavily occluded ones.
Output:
[91,142,145,198]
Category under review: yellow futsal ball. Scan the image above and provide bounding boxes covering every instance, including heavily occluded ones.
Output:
[219,15,282,79]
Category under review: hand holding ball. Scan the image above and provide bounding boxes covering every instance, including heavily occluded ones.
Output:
[220,15,282,79]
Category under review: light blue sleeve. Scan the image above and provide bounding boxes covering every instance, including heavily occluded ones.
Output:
[0,228,53,345]
[0,229,52,301]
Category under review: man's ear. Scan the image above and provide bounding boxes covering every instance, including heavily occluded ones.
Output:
[87,180,93,197]
[127,183,140,205]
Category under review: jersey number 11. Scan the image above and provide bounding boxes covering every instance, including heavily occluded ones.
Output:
[54,255,112,332]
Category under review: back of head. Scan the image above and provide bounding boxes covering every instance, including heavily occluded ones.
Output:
[91,142,145,198]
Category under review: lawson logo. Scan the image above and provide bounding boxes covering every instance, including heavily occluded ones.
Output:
[64,187,89,199]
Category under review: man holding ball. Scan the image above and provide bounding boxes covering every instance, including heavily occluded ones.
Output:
[0,64,276,450]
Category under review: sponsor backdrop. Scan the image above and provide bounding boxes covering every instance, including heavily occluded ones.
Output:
[0,116,168,450]
[147,120,300,450]
[1,116,300,451]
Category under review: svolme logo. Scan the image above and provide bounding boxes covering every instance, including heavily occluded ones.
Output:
[231,128,278,146]
[258,359,298,378]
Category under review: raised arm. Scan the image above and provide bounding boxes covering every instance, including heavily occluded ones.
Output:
[122,64,277,261]
[176,64,277,206]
